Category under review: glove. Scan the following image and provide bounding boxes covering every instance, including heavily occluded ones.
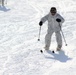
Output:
[39,21,43,26]
[56,18,61,22]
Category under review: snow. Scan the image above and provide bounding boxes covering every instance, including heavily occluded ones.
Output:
[0,0,76,75]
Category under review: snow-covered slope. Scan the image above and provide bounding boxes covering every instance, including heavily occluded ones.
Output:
[0,0,76,75]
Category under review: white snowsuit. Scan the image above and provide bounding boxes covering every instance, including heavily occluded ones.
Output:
[41,12,65,50]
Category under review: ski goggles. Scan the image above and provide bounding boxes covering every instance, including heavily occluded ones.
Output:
[50,9,56,13]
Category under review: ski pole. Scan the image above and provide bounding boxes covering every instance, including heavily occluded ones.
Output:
[59,22,67,46]
[38,26,41,41]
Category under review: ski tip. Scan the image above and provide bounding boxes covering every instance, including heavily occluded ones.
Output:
[52,51,55,53]
[40,50,43,53]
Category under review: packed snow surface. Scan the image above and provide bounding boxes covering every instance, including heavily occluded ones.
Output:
[0,0,76,75]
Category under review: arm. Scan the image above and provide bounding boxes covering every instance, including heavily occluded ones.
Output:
[39,14,49,26]
[41,14,49,23]
[56,14,65,29]
[57,14,65,23]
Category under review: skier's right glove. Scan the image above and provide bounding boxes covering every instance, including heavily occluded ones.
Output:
[39,21,43,26]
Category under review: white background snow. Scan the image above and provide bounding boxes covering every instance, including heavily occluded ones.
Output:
[0,0,76,75]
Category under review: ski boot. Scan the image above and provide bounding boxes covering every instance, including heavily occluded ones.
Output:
[44,45,49,50]
[56,45,62,51]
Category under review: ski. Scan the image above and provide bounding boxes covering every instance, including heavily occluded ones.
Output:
[40,50,55,53]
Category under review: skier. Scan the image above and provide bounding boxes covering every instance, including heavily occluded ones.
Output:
[39,7,65,51]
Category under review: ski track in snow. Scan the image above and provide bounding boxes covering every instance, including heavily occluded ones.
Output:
[0,0,76,75]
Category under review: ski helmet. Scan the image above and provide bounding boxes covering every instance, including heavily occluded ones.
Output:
[50,7,57,13]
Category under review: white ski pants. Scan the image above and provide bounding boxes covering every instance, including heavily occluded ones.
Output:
[0,0,4,6]
[45,30,62,49]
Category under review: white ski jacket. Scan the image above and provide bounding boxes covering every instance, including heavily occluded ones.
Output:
[41,13,65,32]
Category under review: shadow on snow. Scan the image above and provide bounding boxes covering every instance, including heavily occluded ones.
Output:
[44,50,72,62]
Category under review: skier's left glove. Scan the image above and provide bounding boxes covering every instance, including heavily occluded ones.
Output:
[56,18,61,22]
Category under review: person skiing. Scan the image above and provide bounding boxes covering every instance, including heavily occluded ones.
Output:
[39,7,65,51]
